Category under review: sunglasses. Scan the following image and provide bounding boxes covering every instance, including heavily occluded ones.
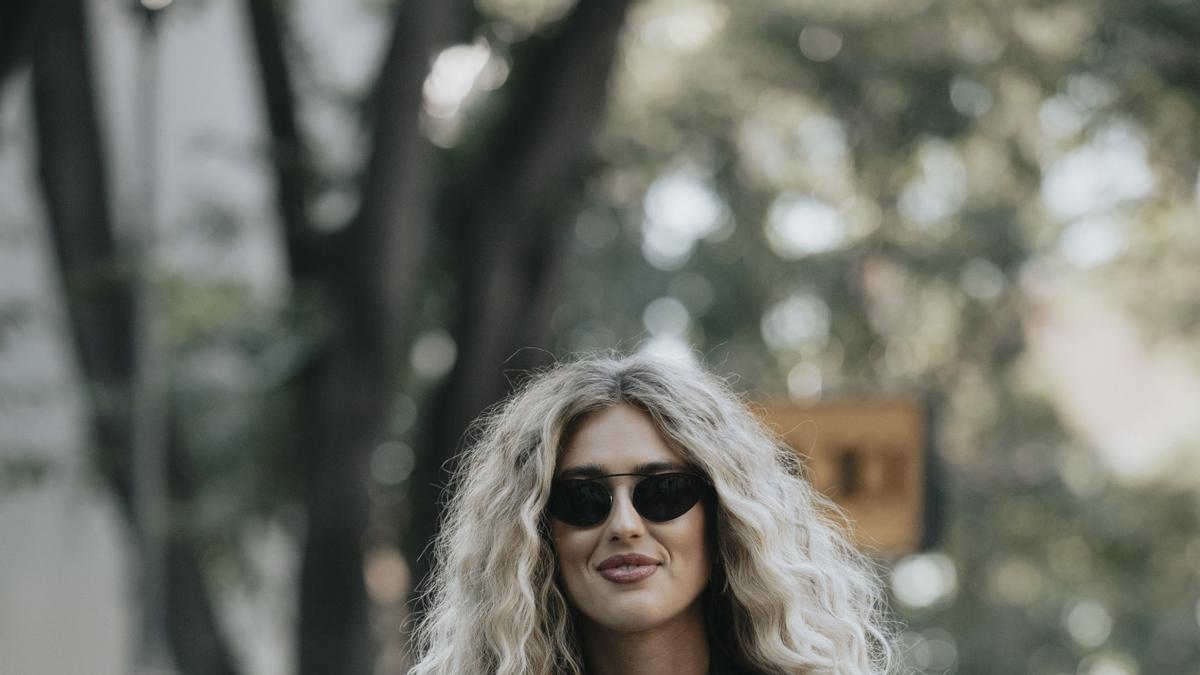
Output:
[547,472,713,527]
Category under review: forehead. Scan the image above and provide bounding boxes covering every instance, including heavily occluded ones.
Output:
[557,403,684,472]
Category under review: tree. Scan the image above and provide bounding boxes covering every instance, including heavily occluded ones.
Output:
[4,0,639,671]
[549,1,1200,672]
[22,0,238,672]
[5,0,1199,673]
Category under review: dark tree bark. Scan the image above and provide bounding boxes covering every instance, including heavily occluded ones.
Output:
[242,0,459,672]
[244,0,320,281]
[406,0,637,596]
[0,0,35,85]
[31,0,133,491]
[166,418,241,675]
[31,1,240,674]
[291,0,457,662]
[164,537,241,675]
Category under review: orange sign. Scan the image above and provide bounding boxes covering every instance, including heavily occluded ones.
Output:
[759,400,929,555]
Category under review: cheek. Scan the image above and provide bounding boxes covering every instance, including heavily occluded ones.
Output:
[551,525,594,575]
[662,509,712,576]
[551,526,604,610]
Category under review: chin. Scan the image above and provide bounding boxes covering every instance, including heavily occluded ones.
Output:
[590,608,672,634]
[583,593,686,633]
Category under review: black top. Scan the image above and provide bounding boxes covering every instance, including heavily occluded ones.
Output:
[708,646,764,675]
[574,647,761,674]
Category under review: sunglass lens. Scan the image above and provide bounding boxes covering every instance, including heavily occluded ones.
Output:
[550,481,610,527]
[634,474,707,522]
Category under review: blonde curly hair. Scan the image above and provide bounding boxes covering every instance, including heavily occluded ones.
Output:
[408,353,897,674]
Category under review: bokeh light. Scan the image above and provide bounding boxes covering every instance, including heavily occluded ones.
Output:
[892,552,958,610]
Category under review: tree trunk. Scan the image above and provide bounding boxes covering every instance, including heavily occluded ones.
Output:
[166,417,241,675]
[283,0,459,672]
[0,0,35,86]
[244,0,320,281]
[31,1,240,674]
[294,336,383,675]
[32,0,133,495]
[406,0,636,597]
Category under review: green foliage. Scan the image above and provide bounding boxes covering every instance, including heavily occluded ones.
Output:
[0,453,55,494]
[9,0,1197,671]
[0,299,32,349]
[525,0,1200,672]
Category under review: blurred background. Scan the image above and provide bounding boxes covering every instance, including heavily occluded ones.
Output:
[2,0,1200,673]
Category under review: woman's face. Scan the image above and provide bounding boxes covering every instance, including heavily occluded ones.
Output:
[551,403,712,634]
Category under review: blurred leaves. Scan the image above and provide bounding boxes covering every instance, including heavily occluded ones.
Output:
[547,0,1200,672]
[0,453,56,494]
[4,0,1199,672]
[0,300,33,349]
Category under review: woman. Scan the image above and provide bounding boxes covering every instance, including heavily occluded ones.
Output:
[408,353,896,674]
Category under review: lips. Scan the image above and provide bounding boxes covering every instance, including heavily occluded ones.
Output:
[596,553,660,583]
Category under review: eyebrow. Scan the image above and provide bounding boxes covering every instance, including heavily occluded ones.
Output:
[555,460,688,480]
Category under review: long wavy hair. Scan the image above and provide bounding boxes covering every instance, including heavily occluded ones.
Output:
[408,353,897,674]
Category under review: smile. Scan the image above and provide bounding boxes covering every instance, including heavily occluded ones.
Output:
[596,553,661,583]
[598,564,658,583]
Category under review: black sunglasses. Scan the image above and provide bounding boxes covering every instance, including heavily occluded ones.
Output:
[547,472,713,527]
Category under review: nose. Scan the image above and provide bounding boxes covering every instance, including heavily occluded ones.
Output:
[605,485,646,540]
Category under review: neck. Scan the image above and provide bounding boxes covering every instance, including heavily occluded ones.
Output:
[579,602,709,675]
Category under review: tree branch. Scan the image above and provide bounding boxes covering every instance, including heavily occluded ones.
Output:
[406,0,637,593]
[289,1,461,673]
[337,0,457,361]
[32,0,134,497]
[244,0,322,281]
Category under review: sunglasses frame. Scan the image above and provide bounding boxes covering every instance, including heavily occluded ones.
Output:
[547,471,714,528]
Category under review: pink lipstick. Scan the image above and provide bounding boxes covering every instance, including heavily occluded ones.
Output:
[596,553,660,583]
